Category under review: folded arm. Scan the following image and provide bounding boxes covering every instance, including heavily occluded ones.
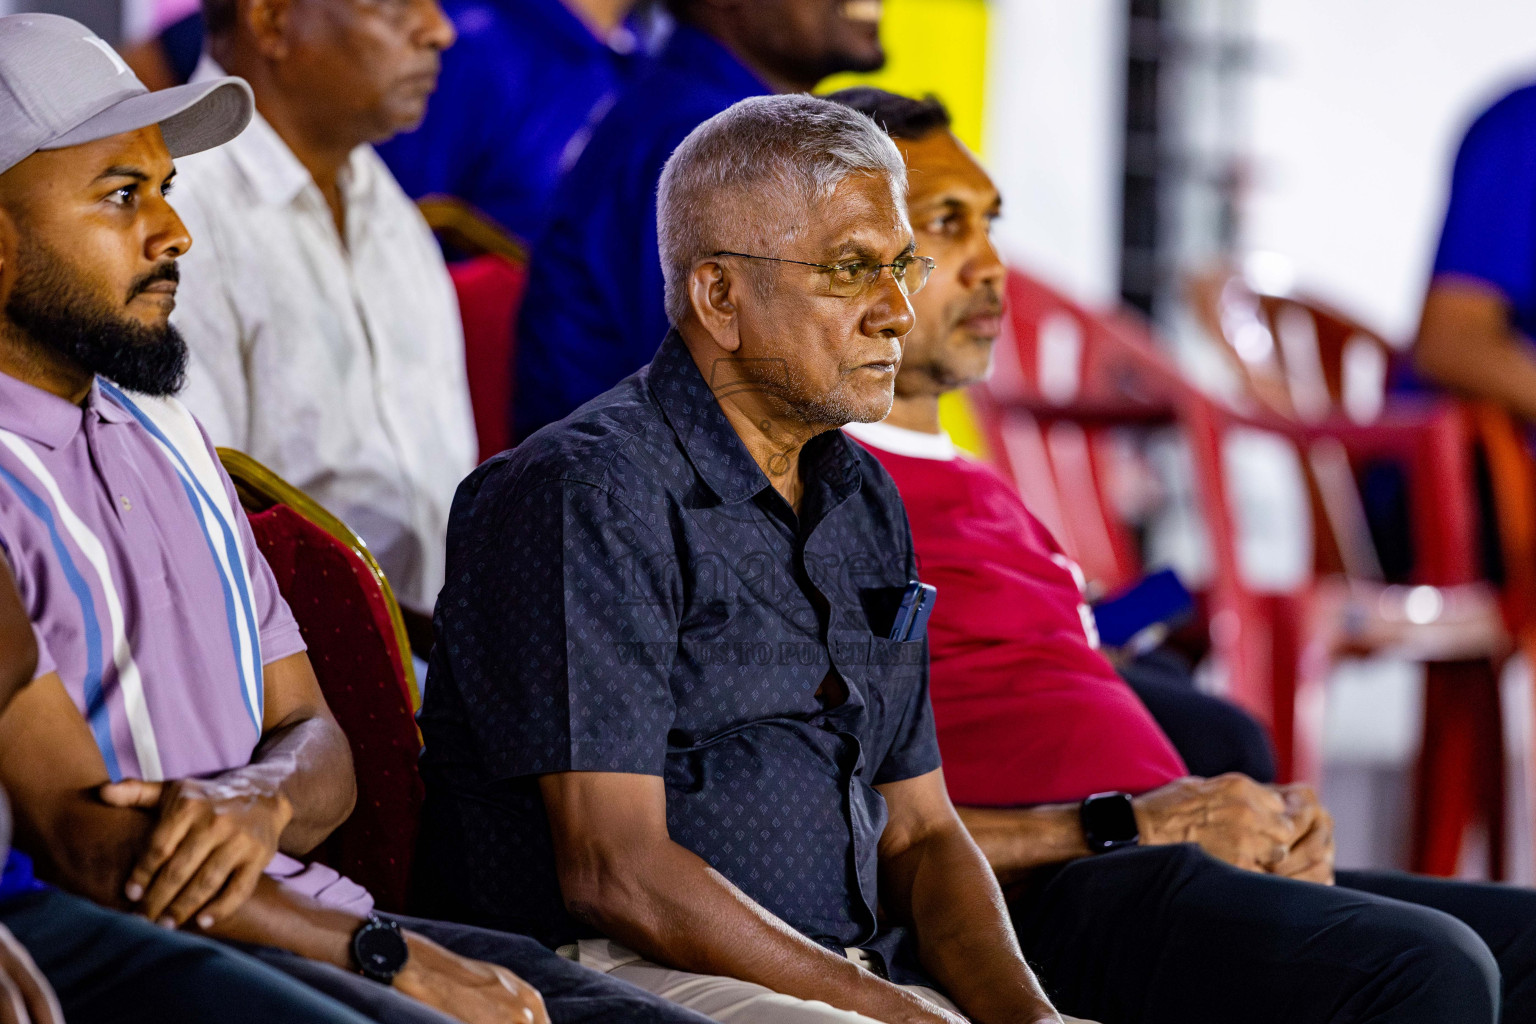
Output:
[226,649,358,854]
[540,770,963,1024]
[958,774,1331,886]
[1415,277,1536,420]
[0,559,37,716]
[955,803,1093,885]
[0,671,547,1024]
[94,650,356,926]
[0,669,346,923]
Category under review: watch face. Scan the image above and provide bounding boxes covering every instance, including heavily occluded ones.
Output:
[1081,792,1139,852]
[355,921,409,979]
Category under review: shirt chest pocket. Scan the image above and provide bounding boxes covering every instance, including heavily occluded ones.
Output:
[125,564,176,618]
[124,518,197,618]
[852,635,928,761]
[835,633,926,697]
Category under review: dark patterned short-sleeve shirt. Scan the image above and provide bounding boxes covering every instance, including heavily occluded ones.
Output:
[416,331,942,981]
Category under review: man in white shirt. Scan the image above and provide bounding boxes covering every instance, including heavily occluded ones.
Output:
[170,0,477,614]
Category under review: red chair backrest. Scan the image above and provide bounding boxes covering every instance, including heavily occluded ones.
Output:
[247,504,423,913]
[972,271,1189,594]
[987,271,1186,411]
[1187,264,1399,426]
[1185,264,1474,583]
[451,253,528,463]
[973,270,1275,766]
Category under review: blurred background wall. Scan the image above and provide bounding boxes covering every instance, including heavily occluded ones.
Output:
[822,0,1536,343]
[986,0,1125,306]
[1247,0,1536,340]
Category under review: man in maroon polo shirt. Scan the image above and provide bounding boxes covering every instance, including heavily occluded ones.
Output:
[829,86,1536,1024]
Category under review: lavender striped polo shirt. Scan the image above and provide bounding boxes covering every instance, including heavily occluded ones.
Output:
[0,369,368,911]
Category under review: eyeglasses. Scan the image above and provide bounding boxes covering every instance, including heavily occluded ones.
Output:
[712,251,936,297]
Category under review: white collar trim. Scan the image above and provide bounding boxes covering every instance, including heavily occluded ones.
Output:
[842,420,957,461]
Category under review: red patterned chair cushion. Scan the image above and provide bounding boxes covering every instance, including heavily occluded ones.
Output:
[450,253,528,462]
[247,504,423,912]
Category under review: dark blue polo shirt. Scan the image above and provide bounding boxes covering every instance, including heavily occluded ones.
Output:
[416,331,943,983]
[1432,82,1536,342]
[376,0,649,245]
[511,24,769,441]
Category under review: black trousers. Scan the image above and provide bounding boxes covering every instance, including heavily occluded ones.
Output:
[0,887,375,1024]
[1014,843,1536,1024]
[245,912,715,1024]
[1120,648,1279,783]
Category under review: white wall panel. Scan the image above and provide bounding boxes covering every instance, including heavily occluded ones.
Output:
[985,0,1125,304]
[1246,0,1536,339]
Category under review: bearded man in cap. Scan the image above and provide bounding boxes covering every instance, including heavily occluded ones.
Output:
[0,14,717,1024]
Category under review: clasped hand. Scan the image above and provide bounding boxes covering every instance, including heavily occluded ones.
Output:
[98,773,291,929]
[1134,774,1336,884]
[95,776,554,1024]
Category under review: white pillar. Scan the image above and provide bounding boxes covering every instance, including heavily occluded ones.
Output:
[984,0,1126,305]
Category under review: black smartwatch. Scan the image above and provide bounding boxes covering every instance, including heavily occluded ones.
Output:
[351,912,410,984]
[1080,791,1140,854]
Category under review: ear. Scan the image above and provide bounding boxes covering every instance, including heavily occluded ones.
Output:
[687,258,744,354]
[246,0,295,60]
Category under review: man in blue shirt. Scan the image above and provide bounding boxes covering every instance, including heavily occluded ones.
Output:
[377,0,656,246]
[1414,83,1536,418]
[512,0,887,442]
[421,95,1076,1023]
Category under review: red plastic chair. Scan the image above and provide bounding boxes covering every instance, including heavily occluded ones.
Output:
[971,272,1277,771]
[450,254,528,463]
[1186,264,1512,878]
[977,266,1511,884]
[974,272,1196,594]
[220,449,424,912]
[418,196,530,463]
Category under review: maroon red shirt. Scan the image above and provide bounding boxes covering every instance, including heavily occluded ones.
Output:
[846,421,1186,806]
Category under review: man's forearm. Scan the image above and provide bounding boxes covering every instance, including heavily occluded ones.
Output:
[563,838,954,1024]
[210,873,362,964]
[245,715,356,854]
[886,823,1057,1024]
[29,790,364,965]
[1417,328,1536,421]
[956,804,1089,884]
[1415,281,1536,422]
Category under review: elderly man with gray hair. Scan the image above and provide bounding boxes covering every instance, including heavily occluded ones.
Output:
[416,95,1080,1024]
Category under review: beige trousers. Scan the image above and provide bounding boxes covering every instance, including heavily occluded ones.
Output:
[561,938,1095,1024]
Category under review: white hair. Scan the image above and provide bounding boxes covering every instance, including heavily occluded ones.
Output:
[655,93,908,325]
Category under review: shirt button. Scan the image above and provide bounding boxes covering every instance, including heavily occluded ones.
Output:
[119,495,132,512]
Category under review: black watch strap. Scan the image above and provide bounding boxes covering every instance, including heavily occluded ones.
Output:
[1080,791,1140,854]
[351,912,409,983]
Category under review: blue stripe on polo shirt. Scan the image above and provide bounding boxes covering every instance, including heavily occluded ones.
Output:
[0,462,122,781]
[99,383,264,730]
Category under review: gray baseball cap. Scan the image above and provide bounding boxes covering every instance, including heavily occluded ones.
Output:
[0,12,253,176]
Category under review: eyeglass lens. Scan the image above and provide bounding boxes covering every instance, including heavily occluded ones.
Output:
[892,258,933,296]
